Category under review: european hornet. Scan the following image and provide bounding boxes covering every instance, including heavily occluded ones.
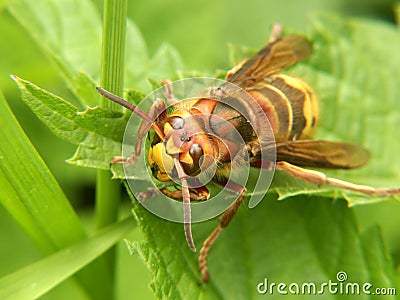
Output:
[97,25,400,283]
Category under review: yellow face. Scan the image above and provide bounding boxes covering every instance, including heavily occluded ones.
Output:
[148,142,174,182]
[147,108,216,182]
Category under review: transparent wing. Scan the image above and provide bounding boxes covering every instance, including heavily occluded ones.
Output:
[227,36,313,87]
[275,140,369,169]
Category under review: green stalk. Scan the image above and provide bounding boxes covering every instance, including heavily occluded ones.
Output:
[96,0,128,282]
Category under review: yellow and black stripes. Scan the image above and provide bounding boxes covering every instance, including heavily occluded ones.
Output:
[247,74,318,143]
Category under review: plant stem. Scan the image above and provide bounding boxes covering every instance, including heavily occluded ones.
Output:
[96,0,128,285]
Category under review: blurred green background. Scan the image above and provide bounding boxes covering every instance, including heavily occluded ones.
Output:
[0,0,398,298]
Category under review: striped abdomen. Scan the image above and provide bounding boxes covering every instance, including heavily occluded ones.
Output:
[246,74,319,143]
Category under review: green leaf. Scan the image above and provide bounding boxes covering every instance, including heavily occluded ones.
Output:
[8,0,185,177]
[0,89,86,253]
[8,0,102,107]
[9,0,183,172]
[11,76,151,177]
[124,88,147,105]
[0,90,113,299]
[360,226,399,290]
[127,194,400,299]
[263,15,400,205]
[147,43,184,81]
[0,218,135,300]
[126,42,183,92]
[8,0,181,97]
[123,20,150,90]
[73,71,101,107]
[307,15,400,177]
[12,76,129,169]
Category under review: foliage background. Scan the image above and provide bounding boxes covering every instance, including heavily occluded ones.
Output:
[0,0,399,299]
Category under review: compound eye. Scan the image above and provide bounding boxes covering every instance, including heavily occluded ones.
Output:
[169,116,185,130]
[189,143,203,167]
